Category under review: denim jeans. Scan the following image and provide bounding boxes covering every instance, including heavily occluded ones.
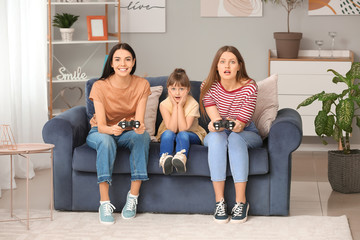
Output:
[160,130,201,157]
[204,121,262,183]
[86,127,150,184]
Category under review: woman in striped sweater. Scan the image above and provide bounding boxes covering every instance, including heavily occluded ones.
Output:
[200,46,262,224]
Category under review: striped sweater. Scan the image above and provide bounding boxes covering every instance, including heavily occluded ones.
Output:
[202,80,257,124]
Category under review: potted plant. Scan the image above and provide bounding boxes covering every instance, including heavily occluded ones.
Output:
[263,0,303,58]
[52,13,79,42]
[297,62,360,193]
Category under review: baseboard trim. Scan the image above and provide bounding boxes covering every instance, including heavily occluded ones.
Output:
[297,143,360,152]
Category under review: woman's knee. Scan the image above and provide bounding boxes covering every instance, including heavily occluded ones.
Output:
[88,133,116,151]
[228,133,247,148]
[204,131,228,147]
[228,131,262,148]
[132,131,151,145]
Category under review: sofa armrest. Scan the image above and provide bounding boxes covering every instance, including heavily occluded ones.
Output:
[267,108,303,215]
[42,106,89,210]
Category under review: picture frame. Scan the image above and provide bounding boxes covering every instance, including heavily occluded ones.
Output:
[86,16,108,41]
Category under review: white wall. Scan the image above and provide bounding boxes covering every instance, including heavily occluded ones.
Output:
[51,0,360,145]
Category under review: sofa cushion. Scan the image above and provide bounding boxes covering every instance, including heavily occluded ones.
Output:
[72,143,269,177]
[145,86,163,140]
[253,74,279,139]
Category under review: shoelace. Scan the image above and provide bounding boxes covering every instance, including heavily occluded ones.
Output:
[231,202,244,217]
[215,199,227,216]
[102,202,116,216]
[125,196,138,211]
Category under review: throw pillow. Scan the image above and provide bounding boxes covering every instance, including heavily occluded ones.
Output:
[145,86,163,140]
[252,74,279,139]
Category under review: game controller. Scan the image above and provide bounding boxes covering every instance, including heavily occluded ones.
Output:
[118,120,140,129]
[213,120,235,130]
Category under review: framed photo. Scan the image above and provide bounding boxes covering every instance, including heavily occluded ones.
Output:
[86,16,108,41]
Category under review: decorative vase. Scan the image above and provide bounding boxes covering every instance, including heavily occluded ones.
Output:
[273,32,302,59]
[328,150,360,194]
[60,28,75,42]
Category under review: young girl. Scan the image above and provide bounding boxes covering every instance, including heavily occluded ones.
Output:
[200,46,262,224]
[86,43,151,225]
[156,68,206,175]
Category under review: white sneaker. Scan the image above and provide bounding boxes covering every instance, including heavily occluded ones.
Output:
[172,149,187,173]
[159,153,173,175]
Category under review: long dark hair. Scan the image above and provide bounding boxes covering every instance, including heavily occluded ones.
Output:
[199,45,250,116]
[99,43,137,80]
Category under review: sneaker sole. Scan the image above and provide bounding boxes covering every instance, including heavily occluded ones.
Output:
[163,157,173,175]
[213,217,229,224]
[172,158,186,173]
[99,216,115,225]
[121,211,136,220]
[230,204,249,224]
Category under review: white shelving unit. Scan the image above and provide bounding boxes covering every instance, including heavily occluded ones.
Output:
[47,0,121,118]
[268,49,354,136]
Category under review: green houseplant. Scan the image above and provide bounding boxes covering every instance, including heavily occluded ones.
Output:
[263,0,303,58]
[52,13,79,42]
[297,62,360,193]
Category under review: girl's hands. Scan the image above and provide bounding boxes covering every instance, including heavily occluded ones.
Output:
[178,93,188,107]
[168,91,178,106]
[168,90,188,107]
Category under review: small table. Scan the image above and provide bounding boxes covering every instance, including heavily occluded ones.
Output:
[0,143,55,230]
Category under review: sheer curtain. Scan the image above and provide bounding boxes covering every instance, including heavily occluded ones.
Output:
[0,0,48,197]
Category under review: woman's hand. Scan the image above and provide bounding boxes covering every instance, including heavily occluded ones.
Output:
[231,120,245,133]
[208,117,223,132]
[134,121,146,134]
[113,118,126,136]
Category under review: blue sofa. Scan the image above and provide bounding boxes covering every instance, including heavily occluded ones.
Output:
[42,76,302,216]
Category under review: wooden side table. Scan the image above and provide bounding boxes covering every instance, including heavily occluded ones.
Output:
[0,143,55,230]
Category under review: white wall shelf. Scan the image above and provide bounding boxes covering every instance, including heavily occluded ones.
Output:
[47,0,121,118]
[49,2,118,5]
[50,39,119,44]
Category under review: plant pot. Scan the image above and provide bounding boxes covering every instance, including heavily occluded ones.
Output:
[328,150,360,193]
[273,32,302,59]
[60,28,75,42]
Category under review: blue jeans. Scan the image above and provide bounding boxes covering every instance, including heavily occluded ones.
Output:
[204,121,262,183]
[86,127,150,184]
[160,130,201,157]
